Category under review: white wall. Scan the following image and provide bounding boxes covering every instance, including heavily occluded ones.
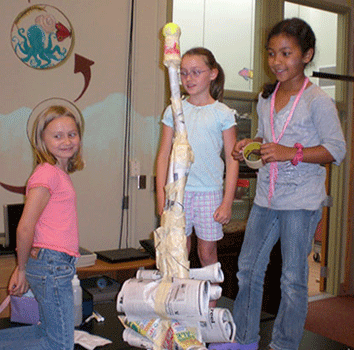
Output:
[174,0,338,98]
[285,3,338,99]
[173,0,256,92]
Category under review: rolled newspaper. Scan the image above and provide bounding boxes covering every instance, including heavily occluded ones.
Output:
[117,277,210,322]
[209,285,222,301]
[121,317,207,350]
[120,307,235,346]
[119,23,208,350]
[123,328,154,349]
[136,262,224,284]
[199,308,236,343]
[119,316,206,350]
[154,22,194,280]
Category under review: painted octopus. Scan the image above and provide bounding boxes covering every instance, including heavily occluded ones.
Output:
[12,14,71,69]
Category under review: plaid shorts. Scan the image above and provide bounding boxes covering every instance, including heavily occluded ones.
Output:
[184,190,224,241]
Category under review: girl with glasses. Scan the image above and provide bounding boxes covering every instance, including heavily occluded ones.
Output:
[156,47,239,307]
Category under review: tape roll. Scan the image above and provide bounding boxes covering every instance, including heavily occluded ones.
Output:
[242,142,262,169]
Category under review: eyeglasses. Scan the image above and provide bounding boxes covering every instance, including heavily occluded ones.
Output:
[179,69,209,79]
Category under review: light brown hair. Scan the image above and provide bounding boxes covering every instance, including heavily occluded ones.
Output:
[182,47,225,101]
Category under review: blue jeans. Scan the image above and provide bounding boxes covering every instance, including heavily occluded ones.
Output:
[233,204,321,350]
[0,249,77,350]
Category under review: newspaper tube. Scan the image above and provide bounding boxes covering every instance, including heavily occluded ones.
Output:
[120,307,235,347]
[123,328,154,349]
[199,308,236,343]
[117,278,210,322]
[136,262,224,284]
[209,285,222,301]
[121,317,208,350]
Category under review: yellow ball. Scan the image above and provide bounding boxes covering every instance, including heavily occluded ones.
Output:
[162,23,181,37]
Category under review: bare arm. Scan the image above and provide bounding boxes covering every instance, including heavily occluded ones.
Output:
[156,124,174,216]
[8,186,50,296]
[214,126,239,225]
[260,143,334,164]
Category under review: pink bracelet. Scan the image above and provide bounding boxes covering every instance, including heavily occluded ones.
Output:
[291,143,304,166]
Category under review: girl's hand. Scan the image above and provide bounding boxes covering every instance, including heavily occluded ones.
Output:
[260,143,295,163]
[232,138,254,161]
[8,266,29,296]
[213,202,232,225]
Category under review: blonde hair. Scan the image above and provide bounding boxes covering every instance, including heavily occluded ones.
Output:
[31,105,85,173]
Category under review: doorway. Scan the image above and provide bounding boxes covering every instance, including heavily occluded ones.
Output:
[284,2,344,297]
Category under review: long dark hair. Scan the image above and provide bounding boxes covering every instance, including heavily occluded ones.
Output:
[182,47,225,101]
[262,17,316,98]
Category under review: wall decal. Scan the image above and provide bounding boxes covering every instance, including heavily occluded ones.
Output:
[238,67,253,81]
[11,4,74,69]
[74,54,95,102]
[0,182,26,195]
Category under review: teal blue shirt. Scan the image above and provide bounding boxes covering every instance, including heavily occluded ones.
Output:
[162,99,236,192]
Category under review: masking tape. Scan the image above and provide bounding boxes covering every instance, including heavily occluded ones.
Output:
[242,142,262,169]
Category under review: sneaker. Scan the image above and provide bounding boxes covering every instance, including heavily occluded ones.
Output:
[207,342,258,350]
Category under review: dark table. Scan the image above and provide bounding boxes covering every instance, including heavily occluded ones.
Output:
[1,297,353,350]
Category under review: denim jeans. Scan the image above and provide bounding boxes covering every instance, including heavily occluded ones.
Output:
[233,204,322,350]
[0,249,77,350]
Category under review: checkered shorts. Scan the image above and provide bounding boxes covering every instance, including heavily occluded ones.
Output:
[184,190,224,241]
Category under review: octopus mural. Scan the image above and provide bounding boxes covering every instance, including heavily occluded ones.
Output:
[11,5,74,69]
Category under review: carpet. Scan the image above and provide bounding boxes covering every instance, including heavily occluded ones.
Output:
[305,295,354,348]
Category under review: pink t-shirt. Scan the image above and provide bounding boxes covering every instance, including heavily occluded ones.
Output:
[27,163,80,257]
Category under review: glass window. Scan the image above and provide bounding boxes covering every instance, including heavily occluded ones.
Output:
[173,0,256,92]
[284,2,338,99]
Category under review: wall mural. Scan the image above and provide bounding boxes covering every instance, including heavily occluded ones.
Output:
[11,4,73,69]
[1,4,95,196]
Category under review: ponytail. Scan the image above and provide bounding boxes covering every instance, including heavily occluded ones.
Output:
[211,62,225,101]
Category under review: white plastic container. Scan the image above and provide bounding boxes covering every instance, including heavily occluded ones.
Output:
[72,274,83,327]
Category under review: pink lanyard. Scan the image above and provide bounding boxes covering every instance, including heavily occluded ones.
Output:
[268,77,309,206]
